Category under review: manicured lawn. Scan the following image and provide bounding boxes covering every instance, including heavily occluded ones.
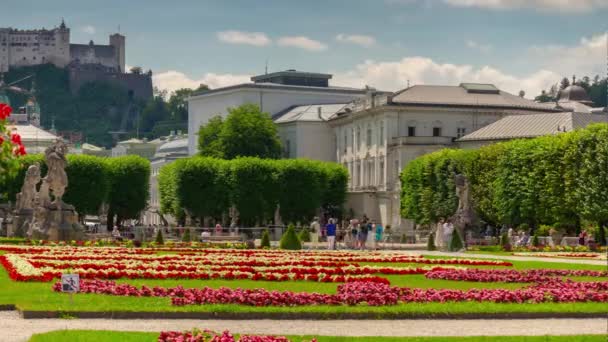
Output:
[28,330,608,342]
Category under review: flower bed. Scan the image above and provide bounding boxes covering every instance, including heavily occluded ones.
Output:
[52,278,608,305]
[159,329,311,342]
[425,268,608,283]
[0,246,512,282]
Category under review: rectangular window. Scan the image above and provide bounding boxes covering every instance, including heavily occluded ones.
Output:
[433,127,442,137]
[379,122,384,146]
[457,127,467,138]
[407,126,416,137]
[343,132,347,153]
[285,140,291,158]
[379,159,385,186]
[366,127,372,148]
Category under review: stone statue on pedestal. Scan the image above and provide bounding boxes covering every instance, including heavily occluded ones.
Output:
[451,174,473,250]
[12,140,83,241]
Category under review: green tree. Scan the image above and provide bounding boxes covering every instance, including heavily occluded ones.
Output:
[277,159,322,223]
[260,229,271,248]
[229,158,279,226]
[167,88,194,122]
[106,156,150,227]
[218,104,282,159]
[140,96,171,133]
[64,155,110,220]
[197,116,225,158]
[559,77,571,90]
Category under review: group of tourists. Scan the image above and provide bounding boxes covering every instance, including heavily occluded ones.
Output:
[310,215,385,250]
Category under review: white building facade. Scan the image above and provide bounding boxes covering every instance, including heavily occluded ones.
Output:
[187,70,369,156]
[329,84,561,232]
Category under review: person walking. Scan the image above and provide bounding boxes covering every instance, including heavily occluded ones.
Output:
[374,221,384,250]
[326,218,337,250]
[358,219,368,250]
[434,218,445,250]
[310,217,320,249]
[443,219,454,251]
[366,221,375,249]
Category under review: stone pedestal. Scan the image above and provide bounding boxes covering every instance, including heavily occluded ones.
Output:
[12,209,34,238]
[32,207,83,241]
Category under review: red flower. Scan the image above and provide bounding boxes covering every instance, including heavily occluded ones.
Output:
[14,144,26,156]
[10,133,21,145]
[0,103,12,120]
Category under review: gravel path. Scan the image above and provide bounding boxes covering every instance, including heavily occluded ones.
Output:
[1,311,606,342]
[370,249,607,266]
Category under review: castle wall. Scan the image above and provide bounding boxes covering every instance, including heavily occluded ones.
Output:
[0,27,70,72]
[68,68,153,100]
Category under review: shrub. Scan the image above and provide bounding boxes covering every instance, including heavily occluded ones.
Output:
[260,229,271,248]
[182,228,191,242]
[449,229,464,252]
[298,227,311,242]
[500,231,511,251]
[279,224,302,250]
[427,233,437,251]
[155,229,164,245]
[532,233,540,247]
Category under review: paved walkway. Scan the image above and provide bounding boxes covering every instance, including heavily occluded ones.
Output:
[418,251,608,266]
[0,311,606,342]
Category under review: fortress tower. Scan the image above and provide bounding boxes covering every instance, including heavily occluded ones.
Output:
[109,33,125,73]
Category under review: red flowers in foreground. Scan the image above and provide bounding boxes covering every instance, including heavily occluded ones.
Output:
[158,330,312,342]
[0,103,11,120]
[53,278,608,306]
[425,268,608,283]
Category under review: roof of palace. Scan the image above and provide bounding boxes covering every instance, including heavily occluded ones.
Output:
[390,84,560,112]
[457,112,608,142]
[273,103,349,123]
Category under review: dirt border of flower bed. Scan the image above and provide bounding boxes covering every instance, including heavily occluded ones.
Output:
[13,308,608,320]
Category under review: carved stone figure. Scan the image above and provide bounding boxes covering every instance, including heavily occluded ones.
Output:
[43,140,70,209]
[15,163,41,211]
[454,173,471,212]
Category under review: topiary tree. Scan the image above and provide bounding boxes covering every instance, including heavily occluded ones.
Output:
[260,229,271,248]
[182,228,191,242]
[449,229,464,252]
[106,155,150,229]
[155,229,164,245]
[427,232,436,251]
[531,232,540,247]
[279,224,302,250]
[298,227,311,242]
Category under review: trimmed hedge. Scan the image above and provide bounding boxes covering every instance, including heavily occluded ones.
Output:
[158,157,347,224]
[401,123,608,245]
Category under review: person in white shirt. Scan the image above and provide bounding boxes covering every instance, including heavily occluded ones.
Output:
[310,217,320,249]
[442,219,454,249]
[200,229,211,242]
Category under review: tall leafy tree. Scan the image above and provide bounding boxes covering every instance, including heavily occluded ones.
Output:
[106,155,150,227]
[64,155,110,220]
[197,115,225,158]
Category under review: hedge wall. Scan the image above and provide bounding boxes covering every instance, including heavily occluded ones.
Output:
[400,123,608,236]
[1,154,149,224]
[159,157,348,225]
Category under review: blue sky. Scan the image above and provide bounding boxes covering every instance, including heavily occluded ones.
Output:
[2,0,607,96]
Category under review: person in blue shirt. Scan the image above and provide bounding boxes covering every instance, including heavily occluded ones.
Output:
[374,222,384,250]
[326,218,337,250]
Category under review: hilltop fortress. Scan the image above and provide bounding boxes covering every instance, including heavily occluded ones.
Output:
[0,20,151,99]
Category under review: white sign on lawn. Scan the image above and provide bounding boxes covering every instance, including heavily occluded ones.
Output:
[61,274,80,293]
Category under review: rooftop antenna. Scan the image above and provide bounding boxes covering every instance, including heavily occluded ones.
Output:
[605,32,608,111]
[265,59,268,75]
[407,79,410,88]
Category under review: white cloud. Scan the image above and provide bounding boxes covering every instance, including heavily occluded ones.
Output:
[277,36,328,51]
[152,70,250,94]
[216,30,271,47]
[465,39,492,53]
[442,0,608,12]
[333,57,561,97]
[528,33,607,78]
[336,34,376,48]
[81,25,96,34]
